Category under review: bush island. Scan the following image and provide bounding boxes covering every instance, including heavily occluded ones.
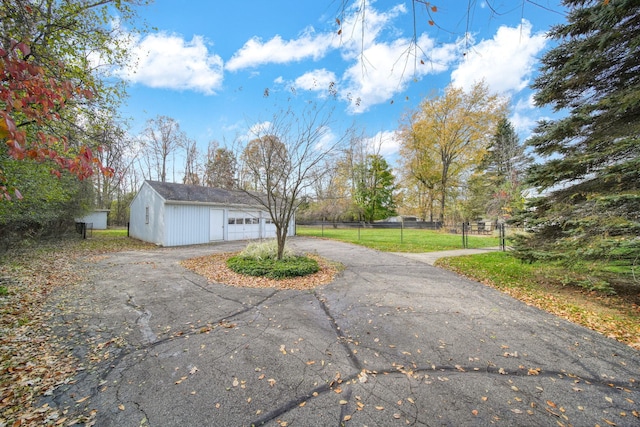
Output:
[227,240,319,279]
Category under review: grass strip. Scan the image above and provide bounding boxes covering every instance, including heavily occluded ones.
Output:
[437,252,640,349]
[296,225,497,252]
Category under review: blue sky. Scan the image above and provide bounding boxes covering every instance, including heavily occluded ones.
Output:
[115,0,567,169]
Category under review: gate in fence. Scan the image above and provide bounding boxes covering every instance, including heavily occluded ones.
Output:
[461,221,507,251]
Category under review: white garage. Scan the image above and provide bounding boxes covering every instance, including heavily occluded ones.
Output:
[129,180,294,247]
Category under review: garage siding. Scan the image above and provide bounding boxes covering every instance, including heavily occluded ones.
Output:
[129,184,166,246]
[164,204,211,246]
[129,181,297,247]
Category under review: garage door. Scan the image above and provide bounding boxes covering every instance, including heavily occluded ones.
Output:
[228,211,261,240]
[263,217,276,239]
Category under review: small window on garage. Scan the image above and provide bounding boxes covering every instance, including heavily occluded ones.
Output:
[252,218,260,224]
[228,218,236,225]
[145,206,149,224]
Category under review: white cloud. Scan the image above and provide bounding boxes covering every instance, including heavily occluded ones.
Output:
[451,20,547,94]
[511,94,542,137]
[245,121,272,140]
[364,130,401,158]
[337,2,408,60]
[294,69,338,95]
[225,29,336,72]
[341,33,457,113]
[117,32,224,95]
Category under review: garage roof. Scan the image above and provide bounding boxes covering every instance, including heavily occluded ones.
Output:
[146,180,263,206]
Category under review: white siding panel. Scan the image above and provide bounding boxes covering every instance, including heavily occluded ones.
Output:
[76,211,108,229]
[129,183,165,245]
[164,204,210,246]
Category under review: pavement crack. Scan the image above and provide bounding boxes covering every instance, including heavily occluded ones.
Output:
[338,386,353,425]
[125,294,157,344]
[314,291,363,372]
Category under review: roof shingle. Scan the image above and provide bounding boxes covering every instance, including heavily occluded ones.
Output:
[146,181,263,206]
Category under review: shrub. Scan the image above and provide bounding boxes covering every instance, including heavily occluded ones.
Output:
[226,256,319,279]
[238,239,294,260]
[227,240,319,279]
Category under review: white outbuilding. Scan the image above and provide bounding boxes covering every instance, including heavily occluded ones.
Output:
[76,209,109,230]
[129,180,295,247]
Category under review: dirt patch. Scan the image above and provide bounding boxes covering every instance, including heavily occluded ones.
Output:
[180,252,342,290]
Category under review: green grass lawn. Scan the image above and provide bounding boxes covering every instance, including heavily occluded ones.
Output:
[296,225,498,252]
[437,252,640,349]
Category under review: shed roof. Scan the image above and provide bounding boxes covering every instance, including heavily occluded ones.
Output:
[146,180,263,206]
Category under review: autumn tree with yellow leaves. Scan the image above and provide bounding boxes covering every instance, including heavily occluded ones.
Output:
[398,82,507,223]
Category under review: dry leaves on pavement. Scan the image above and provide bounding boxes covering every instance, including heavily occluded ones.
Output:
[180,253,341,290]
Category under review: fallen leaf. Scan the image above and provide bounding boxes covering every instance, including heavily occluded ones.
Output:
[118,404,125,411]
[547,400,557,408]
[343,415,352,421]
[232,378,239,387]
[472,409,479,416]
[76,396,90,403]
[376,406,384,410]
[339,400,348,405]
[268,378,276,387]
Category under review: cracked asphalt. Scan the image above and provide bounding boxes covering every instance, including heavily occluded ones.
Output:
[44,237,640,426]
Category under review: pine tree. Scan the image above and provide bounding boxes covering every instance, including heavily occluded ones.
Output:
[513,0,640,267]
[473,118,530,220]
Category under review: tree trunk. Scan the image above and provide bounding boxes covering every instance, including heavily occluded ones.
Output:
[276,225,288,260]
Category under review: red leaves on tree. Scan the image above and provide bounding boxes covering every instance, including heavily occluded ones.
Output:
[0,40,113,200]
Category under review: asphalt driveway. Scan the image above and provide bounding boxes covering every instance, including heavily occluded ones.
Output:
[44,237,640,426]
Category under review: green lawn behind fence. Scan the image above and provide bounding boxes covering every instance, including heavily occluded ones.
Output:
[296,225,498,252]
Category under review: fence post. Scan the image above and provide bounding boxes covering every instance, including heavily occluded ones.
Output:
[462,222,469,248]
[400,219,403,244]
[499,223,506,251]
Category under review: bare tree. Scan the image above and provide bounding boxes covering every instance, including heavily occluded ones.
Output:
[183,137,200,185]
[238,104,351,259]
[141,115,186,182]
